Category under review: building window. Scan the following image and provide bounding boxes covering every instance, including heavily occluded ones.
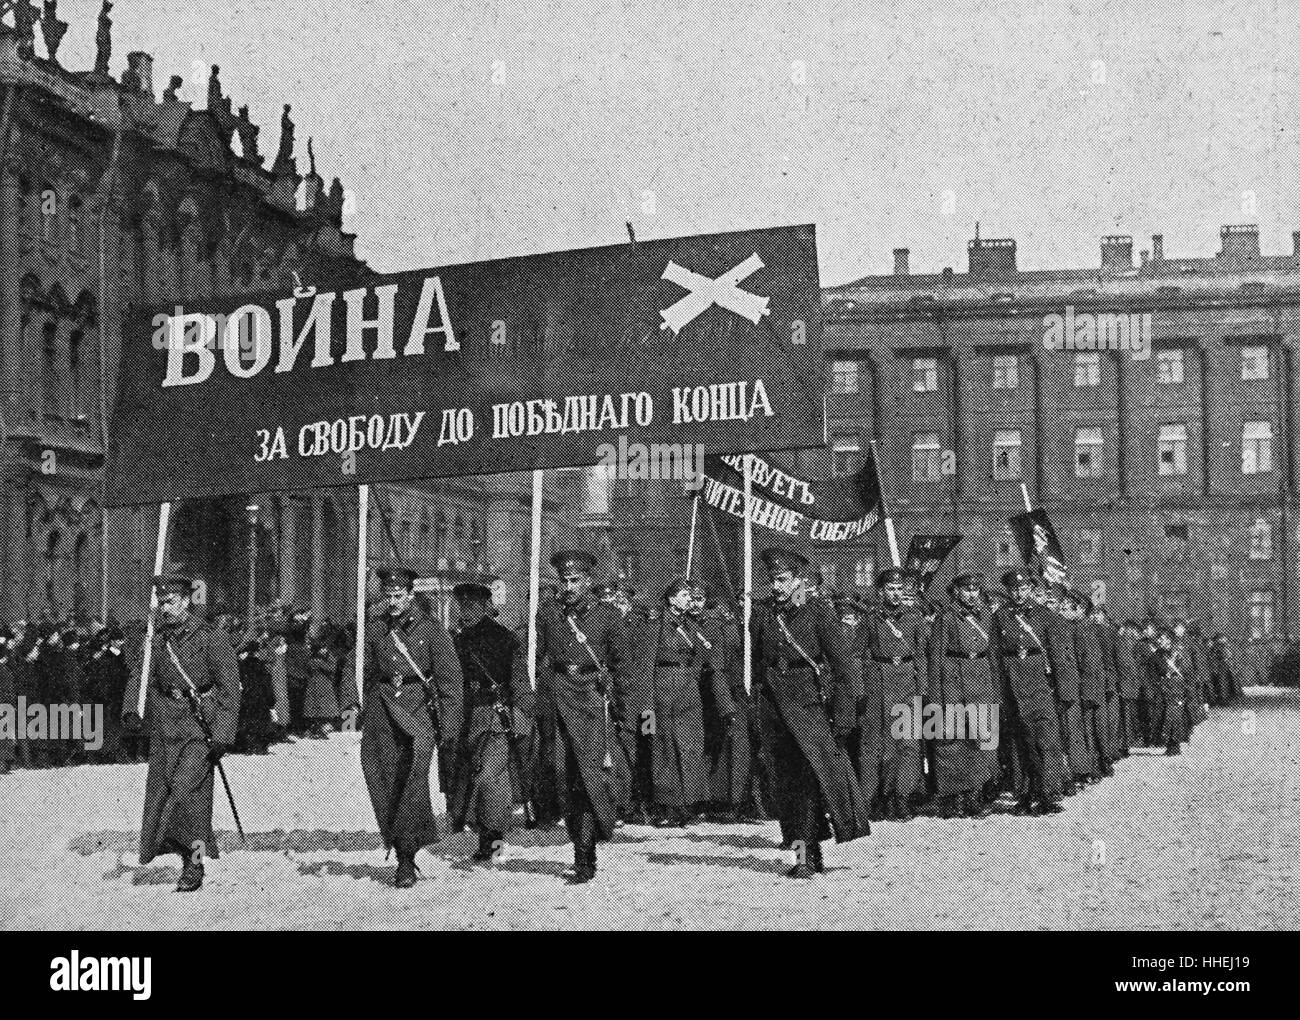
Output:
[831,435,861,477]
[42,321,60,418]
[1156,349,1184,384]
[417,514,430,562]
[830,359,861,394]
[912,433,942,481]
[68,329,82,419]
[993,430,1022,480]
[853,556,875,590]
[434,512,447,561]
[67,196,83,256]
[1249,519,1273,560]
[1158,424,1187,476]
[1242,346,1270,381]
[912,357,938,393]
[1074,352,1100,387]
[818,563,838,591]
[1077,529,1101,566]
[39,186,55,244]
[453,514,465,559]
[1249,591,1274,639]
[992,354,1019,389]
[1075,428,1103,478]
[1243,422,1273,474]
[995,527,1016,568]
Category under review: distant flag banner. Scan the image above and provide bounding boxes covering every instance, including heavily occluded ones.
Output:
[904,535,963,592]
[699,445,884,543]
[1008,508,1067,584]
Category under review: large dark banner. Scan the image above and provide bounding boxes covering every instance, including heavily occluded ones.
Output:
[698,443,884,543]
[904,534,963,592]
[106,225,824,506]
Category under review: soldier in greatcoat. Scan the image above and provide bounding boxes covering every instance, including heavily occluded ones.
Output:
[752,548,868,878]
[925,573,1000,817]
[855,567,929,821]
[346,566,464,889]
[534,551,635,883]
[123,574,241,892]
[989,570,1065,815]
[448,582,534,864]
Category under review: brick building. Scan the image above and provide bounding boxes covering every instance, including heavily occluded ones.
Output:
[816,224,1300,644]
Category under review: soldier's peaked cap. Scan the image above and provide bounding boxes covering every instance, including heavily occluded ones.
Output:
[153,573,194,595]
[949,572,985,591]
[452,582,494,604]
[551,550,597,574]
[1001,569,1033,589]
[760,547,809,574]
[376,565,418,589]
[876,567,907,587]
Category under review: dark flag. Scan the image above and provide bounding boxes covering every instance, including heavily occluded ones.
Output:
[1008,508,1067,584]
[698,444,884,544]
[904,535,963,592]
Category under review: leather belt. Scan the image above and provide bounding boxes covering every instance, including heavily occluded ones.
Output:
[872,654,914,665]
[946,650,989,660]
[1003,647,1042,658]
[159,685,213,700]
[552,663,597,675]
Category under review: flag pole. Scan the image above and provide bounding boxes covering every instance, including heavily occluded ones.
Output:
[135,502,171,717]
[869,439,901,568]
[1020,481,1034,513]
[353,484,369,708]
[526,469,543,691]
[685,492,700,579]
[742,455,753,696]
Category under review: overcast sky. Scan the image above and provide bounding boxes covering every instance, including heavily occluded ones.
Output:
[48,0,1300,284]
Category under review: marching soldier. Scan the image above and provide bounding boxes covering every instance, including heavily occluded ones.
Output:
[1065,593,1112,780]
[592,580,640,824]
[700,591,761,822]
[856,567,929,821]
[989,571,1065,815]
[752,548,868,878]
[637,579,734,826]
[1147,627,1187,755]
[347,566,464,889]
[82,625,129,764]
[1041,585,1095,791]
[448,582,534,864]
[123,574,242,892]
[926,573,1000,818]
[535,551,634,883]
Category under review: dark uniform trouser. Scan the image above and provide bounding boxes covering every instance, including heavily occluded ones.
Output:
[559,719,598,865]
[1012,702,1063,801]
[1081,701,1108,769]
[533,694,565,825]
[760,683,829,850]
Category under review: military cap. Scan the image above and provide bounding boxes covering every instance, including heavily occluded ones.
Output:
[153,573,195,596]
[876,567,907,587]
[1001,569,1033,590]
[452,582,495,605]
[375,565,418,590]
[550,550,597,575]
[949,572,985,593]
[758,547,808,575]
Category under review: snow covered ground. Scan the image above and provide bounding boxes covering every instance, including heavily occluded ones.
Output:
[1,687,1298,930]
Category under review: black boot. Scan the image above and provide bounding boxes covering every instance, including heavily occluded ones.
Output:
[1037,798,1065,814]
[808,840,825,873]
[568,813,597,883]
[471,831,502,864]
[1012,797,1035,816]
[394,851,419,888]
[176,857,204,893]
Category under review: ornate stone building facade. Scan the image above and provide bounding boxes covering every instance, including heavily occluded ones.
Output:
[0,4,579,628]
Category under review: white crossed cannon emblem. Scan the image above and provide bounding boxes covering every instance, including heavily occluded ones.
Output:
[659,254,771,334]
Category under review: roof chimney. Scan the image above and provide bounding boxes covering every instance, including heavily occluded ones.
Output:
[968,236,1016,279]
[893,248,910,275]
[1152,234,1164,262]
[1219,224,1260,262]
[1100,235,1134,271]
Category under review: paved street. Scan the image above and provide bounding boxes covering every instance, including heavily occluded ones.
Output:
[1,687,1296,931]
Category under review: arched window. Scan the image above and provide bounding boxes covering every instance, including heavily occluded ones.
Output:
[67,196,83,255]
[68,329,83,419]
[42,321,61,418]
